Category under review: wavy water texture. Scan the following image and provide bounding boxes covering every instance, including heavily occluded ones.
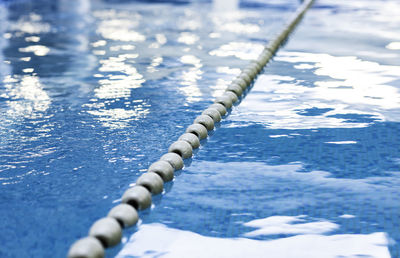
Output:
[1,0,400,257]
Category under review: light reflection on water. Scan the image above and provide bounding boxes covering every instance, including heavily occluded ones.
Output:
[118,222,389,258]
[10,13,51,34]
[231,50,400,129]
[386,42,400,50]
[178,55,203,103]
[117,1,399,257]
[0,3,10,77]
[210,41,264,60]
[3,74,51,118]
[119,159,399,256]
[0,0,399,257]
[0,0,291,256]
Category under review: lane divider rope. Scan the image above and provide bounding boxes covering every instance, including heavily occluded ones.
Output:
[68,0,315,257]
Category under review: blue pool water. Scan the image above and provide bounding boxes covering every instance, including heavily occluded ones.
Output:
[1,0,400,257]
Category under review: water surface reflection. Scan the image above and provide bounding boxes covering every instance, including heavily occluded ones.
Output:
[0,0,292,256]
[231,50,400,129]
[118,219,389,258]
[1,0,399,257]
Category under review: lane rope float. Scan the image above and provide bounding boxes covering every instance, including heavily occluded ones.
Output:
[68,0,315,257]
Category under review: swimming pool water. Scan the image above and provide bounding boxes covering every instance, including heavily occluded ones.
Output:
[1,0,399,257]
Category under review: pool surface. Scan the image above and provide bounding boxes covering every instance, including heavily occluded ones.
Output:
[0,0,400,257]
